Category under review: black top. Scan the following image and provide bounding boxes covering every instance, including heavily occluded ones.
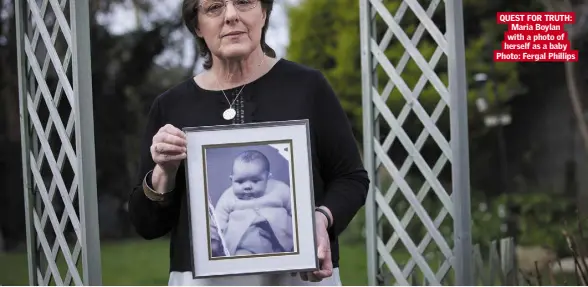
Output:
[128,58,370,273]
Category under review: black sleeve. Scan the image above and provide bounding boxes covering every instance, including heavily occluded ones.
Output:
[128,96,182,239]
[311,70,371,236]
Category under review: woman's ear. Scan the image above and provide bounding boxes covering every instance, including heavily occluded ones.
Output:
[195,26,202,38]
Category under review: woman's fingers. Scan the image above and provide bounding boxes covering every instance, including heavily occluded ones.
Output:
[298,272,321,282]
[307,273,321,282]
[153,142,185,154]
[313,258,333,279]
[154,152,186,162]
[154,132,187,148]
[155,124,187,145]
[160,124,186,140]
[150,124,188,166]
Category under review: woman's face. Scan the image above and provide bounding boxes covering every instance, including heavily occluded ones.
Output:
[196,0,266,61]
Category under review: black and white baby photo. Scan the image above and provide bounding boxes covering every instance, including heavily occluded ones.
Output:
[204,143,297,258]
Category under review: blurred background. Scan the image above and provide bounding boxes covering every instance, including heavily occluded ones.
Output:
[2,0,588,285]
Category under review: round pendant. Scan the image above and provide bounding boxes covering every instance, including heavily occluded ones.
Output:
[223,108,236,120]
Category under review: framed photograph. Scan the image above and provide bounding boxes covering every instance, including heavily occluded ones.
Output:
[183,120,319,278]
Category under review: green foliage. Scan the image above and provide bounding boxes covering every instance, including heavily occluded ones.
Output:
[286,0,523,134]
[470,192,580,255]
[464,20,523,109]
[500,193,580,255]
[287,0,363,132]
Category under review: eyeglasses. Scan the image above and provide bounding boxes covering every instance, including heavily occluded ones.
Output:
[198,0,259,18]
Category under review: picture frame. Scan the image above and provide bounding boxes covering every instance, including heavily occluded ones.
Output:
[183,119,319,278]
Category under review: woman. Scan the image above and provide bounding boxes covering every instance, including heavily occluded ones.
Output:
[128,0,370,285]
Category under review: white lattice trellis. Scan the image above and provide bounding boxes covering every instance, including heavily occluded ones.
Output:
[15,0,101,285]
[360,0,472,285]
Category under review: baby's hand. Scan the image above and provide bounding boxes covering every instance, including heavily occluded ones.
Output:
[210,225,222,243]
[210,238,225,257]
[209,225,225,256]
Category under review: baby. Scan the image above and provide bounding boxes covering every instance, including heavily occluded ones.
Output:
[209,149,294,257]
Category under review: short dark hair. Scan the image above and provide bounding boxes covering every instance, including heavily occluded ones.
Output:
[233,150,270,173]
[181,0,277,70]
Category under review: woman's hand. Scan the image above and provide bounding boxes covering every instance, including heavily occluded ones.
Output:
[297,210,333,282]
[150,124,187,192]
[151,124,187,172]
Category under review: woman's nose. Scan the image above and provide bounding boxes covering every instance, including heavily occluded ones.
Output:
[224,2,239,23]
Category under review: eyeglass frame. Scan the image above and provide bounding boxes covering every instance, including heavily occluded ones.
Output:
[196,0,260,18]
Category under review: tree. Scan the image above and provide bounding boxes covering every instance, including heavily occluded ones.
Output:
[287,0,363,134]
[286,0,523,136]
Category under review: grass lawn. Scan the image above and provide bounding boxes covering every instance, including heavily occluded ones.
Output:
[0,239,368,286]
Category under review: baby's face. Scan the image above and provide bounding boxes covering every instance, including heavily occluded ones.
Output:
[230,160,269,200]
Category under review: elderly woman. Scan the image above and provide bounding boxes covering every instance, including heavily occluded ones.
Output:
[128,0,370,285]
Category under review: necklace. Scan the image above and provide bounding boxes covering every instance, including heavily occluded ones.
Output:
[215,54,267,121]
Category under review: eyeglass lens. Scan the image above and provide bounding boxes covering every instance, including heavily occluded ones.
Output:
[200,0,257,16]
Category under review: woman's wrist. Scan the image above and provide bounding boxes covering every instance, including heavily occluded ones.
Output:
[315,206,333,229]
[151,164,177,194]
[143,165,176,203]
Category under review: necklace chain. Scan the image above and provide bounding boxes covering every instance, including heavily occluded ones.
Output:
[215,54,267,120]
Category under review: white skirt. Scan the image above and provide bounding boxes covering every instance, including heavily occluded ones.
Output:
[168,268,342,286]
